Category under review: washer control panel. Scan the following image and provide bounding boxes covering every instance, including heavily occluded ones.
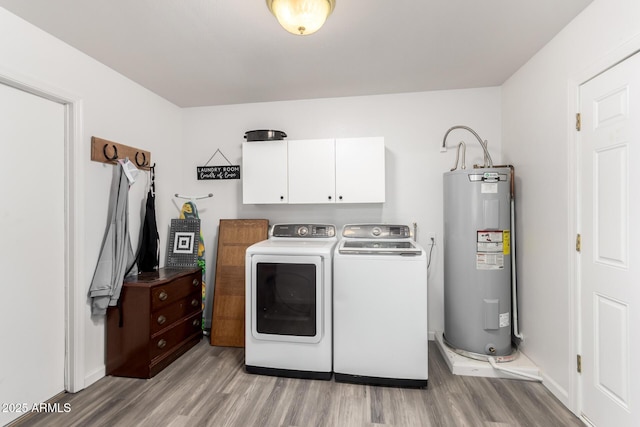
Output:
[342,224,411,239]
[272,224,336,238]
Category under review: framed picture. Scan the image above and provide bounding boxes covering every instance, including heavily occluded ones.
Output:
[167,218,200,268]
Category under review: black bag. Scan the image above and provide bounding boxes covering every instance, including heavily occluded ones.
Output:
[138,190,159,271]
[138,165,159,272]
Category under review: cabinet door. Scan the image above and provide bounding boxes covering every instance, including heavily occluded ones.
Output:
[242,141,288,204]
[335,137,385,203]
[288,139,336,204]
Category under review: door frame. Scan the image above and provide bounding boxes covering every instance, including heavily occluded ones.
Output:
[568,35,640,419]
[0,69,85,393]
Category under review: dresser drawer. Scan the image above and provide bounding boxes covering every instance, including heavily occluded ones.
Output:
[151,272,200,310]
[150,311,202,360]
[107,267,202,378]
[150,294,201,334]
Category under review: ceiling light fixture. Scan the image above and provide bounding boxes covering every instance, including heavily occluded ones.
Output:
[266,0,335,36]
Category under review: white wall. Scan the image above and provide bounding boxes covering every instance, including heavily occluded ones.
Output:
[501,0,640,410]
[0,5,501,393]
[182,89,502,333]
[0,8,183,388]
[9,0,634,410]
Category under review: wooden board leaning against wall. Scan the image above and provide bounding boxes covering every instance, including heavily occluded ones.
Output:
[210,219,269,347]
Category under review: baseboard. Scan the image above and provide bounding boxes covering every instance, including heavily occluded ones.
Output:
[539,368,571,409]
[84,366,105,390]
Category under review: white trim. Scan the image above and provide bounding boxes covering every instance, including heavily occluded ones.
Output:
[567,76,581,416]
[84,366,106,389]
[0,68,86,393]
[65,99,86,393]
[541,369,572,409]
[568,32,640,419]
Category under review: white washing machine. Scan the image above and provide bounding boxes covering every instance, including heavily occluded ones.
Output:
[245,223,337,380]
[333,224,428,388]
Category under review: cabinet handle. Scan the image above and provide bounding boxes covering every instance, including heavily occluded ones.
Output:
[328,196,332,200]
[157,339,167,349]
[157,315,166,325]
[280,196,284,201]
[192,319,200,327]
[192,278,199,287]
[191,299,199,307]
[158,291,168,301]
[339,195,343,200]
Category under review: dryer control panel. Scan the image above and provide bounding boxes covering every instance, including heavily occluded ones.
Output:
[271,223,336,238]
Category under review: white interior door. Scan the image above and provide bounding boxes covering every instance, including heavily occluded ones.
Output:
[0,83,66,425]
[579,51,640,426]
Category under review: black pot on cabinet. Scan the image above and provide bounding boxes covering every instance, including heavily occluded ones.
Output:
[244,130,287,142]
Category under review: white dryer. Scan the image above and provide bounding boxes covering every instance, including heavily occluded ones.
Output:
[333,224,428,388]
[245,223,337,379]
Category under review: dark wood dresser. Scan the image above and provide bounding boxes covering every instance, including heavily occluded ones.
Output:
[106,267,203,378]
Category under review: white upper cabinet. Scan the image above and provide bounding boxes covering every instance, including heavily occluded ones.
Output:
[242,140,288,204]
[242,137,385,204]
[288,138,336,204]
[335,137,385,203]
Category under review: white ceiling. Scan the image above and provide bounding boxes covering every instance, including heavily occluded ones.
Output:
[0,0,593,108]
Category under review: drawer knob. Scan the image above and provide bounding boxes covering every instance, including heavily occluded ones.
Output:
[192,319,200,327]
[192,278,199,287]
[158,291,168,301]
[157,339,167,349]
[191,299,199,307]
[157,315,166,325]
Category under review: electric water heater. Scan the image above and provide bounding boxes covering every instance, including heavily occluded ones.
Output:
[443,167,513,356]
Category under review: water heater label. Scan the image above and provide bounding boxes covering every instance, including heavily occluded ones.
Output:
[500,312,510,328]
[481,183,498,193]
[477,231,503,250]
[476,253,504,269]
[477,231,505,269]
[503,230,511,255]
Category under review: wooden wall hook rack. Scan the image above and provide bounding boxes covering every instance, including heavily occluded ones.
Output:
[91,136,152,171]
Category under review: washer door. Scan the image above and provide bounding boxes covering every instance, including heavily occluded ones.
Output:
[250,254,323,343]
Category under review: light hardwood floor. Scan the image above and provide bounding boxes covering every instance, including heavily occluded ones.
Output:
[14,340,583,427]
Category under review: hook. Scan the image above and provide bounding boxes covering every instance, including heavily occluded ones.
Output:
[103,144,118,161]
[174,193,213,201]
[150,163,156,195]
[135,151,148,168]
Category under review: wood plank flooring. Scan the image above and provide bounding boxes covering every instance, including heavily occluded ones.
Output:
[13,340,584,427]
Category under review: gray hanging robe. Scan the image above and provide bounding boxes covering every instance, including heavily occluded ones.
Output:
[89,164,137,315]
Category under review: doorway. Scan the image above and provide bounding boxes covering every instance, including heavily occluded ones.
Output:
[0,73,83,424]
[0,82,65,425]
